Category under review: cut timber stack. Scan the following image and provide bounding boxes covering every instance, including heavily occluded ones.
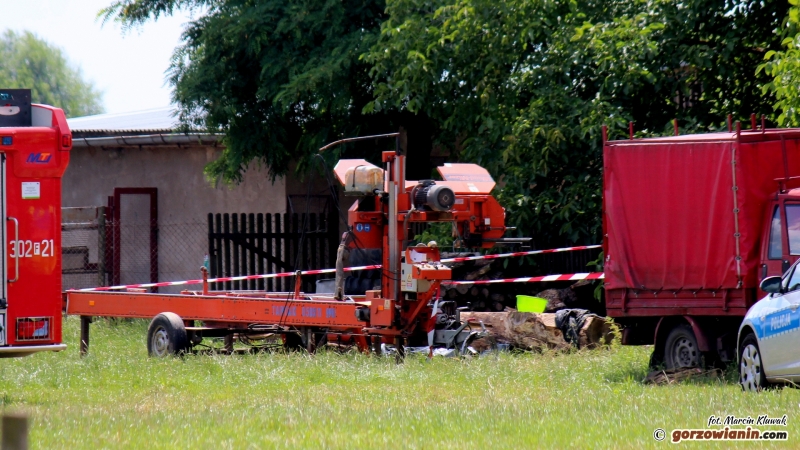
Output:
[460,311,614,351]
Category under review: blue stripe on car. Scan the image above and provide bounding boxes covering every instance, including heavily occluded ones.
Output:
[754,308,800,340]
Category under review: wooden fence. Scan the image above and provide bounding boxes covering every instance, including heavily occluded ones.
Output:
[207,212,340,293]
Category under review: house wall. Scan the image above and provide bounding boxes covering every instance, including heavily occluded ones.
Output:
[62,145,286,218]
[61,144,288,290]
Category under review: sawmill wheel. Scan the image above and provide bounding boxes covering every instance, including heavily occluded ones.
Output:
[147,312,188,357]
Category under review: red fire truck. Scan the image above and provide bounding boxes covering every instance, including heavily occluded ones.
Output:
[0,89,70,357]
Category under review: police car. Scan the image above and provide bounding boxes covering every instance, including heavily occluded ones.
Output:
[739,261,800,391]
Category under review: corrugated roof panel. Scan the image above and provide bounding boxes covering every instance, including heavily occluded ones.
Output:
[67,106,179,132]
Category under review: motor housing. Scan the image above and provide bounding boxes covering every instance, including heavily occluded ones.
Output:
[414,180,455,211]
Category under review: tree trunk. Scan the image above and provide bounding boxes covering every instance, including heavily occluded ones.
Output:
[460,311,612,351]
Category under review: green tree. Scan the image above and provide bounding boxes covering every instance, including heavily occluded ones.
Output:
[366,0,789,246]
[102,0,436,184]
[104,0,788,247]
[761,0,800,126]
[0,30,103,117]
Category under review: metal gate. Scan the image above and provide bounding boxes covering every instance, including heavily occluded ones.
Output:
[207,212,339,293]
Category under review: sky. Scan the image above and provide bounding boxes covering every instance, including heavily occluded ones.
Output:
[0,0,198,116]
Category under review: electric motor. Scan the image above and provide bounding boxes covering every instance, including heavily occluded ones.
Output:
[414,180,455,211]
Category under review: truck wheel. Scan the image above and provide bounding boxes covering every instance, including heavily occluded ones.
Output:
[147,312,188,357]
[739,334,768,392]
[664,324,702,369]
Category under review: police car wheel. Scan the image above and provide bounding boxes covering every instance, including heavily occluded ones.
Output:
[147,312,188,357]
[739,334,767,392]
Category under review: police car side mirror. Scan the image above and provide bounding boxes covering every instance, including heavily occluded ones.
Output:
[760,276,783,294]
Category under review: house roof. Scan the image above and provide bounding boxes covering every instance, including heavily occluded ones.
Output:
[67,106,222,148]
[67,106,179,134]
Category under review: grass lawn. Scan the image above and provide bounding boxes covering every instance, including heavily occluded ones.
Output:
[0,316,798,449]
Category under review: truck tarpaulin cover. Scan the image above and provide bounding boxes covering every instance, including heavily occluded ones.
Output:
[604,132,800,291]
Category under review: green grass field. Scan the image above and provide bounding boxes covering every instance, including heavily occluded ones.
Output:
[0,316,798,449]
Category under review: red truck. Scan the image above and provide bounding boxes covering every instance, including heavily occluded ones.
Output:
[0,90,71,357]
[603,123,800,369]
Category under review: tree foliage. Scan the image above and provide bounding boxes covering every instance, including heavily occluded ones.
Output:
[103,0,435,184]
[366,0,788,246]
[761,0,800,126]
[0,30,104,117]
[104,0,789,247]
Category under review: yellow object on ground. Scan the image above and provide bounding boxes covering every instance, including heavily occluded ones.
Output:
[516,295,548,313]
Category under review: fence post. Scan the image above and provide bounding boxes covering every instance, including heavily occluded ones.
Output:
[207,213,214,281]
[274,214,282,291]
[309,214,318,293]
[266,214,273,292]
[256,214,264,291]
[232,214,240,290]
[223,214,231,291]
[248,213,256,290]
[301,213,309,292]
[291,212,300,271]
[214,214,222,289]
[96,206,106,287]
[2,413,28,450]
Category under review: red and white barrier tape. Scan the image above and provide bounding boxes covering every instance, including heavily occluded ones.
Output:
[439,244,600,263]
[74,264,382,292]
[71,243,600,292]
[442,272,604,285]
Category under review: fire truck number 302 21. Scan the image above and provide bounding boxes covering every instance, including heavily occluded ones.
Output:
[9,239,55,258]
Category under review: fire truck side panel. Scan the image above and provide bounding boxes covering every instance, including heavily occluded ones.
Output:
[0,103,70,350]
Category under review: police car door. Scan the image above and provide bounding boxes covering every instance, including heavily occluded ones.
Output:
[761,263,800,377]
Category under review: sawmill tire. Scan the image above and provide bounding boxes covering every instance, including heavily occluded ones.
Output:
[147,312,189,357]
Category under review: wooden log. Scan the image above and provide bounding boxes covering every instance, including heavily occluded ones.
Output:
[460,311,507,329]
[460,311,566,349]
[460,311,611,351]
[465,265,492,280]
[578,316,615,349]
[537,287,576,312]
[521,312,570,349]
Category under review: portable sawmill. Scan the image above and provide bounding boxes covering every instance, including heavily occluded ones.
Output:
[65,133,520,357]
